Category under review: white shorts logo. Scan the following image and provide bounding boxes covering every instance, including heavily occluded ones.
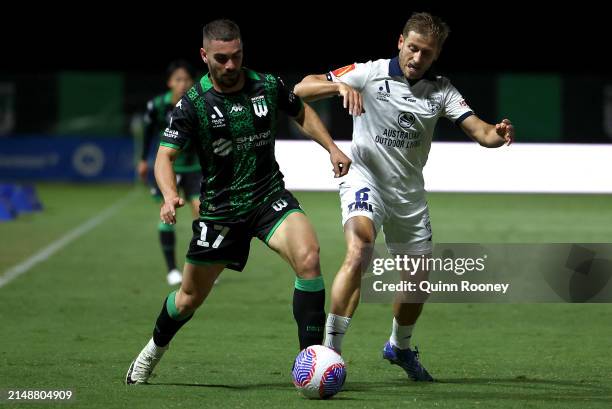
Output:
[347,187,373,213]
[272,199,288,211]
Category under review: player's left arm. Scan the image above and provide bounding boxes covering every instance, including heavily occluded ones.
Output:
[277,76,351,177]
[460,115,514,147]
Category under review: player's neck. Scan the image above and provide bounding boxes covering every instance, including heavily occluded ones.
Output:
[211,72,245,94]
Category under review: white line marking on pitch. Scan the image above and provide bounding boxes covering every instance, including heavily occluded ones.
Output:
[0,189,139,288]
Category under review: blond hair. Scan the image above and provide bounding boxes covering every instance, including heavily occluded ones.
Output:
[403,12,450,48]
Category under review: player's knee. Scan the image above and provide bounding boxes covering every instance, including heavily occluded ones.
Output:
[295,244,321,278]
[176,291,205,314]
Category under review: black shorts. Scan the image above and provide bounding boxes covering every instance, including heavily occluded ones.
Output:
[185,190,304,272]
[151,171,201,201]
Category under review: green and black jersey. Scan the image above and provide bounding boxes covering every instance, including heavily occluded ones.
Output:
[142,91,200,173]
[159,68,304,219]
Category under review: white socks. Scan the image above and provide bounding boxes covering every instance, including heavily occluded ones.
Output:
[323,313,351,353]
[389,318,414,350]
[324,315,414,352]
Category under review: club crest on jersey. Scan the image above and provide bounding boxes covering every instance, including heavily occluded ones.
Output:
[251,96,268,117]
[398,112,416,130]
[426,95,442,114]
[332,64,355,78]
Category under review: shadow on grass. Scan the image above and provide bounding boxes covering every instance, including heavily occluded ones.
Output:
[149,376,611,403]
[344,376,612,403]
[149,382,359,400]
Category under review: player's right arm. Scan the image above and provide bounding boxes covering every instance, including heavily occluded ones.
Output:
[294,62,371,117]
[155,146,183,224]
[155,96,198,224]
[139,99,158,182]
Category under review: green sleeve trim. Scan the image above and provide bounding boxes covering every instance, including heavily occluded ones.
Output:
[245,68,261,81]
[264,209,305,244]
[160,142,181,150]
[185,257,235,266]
[166,290,191,321]
[294,276,325,292]
[174,164,201,173]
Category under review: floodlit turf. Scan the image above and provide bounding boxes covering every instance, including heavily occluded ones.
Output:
[1,184,611,408]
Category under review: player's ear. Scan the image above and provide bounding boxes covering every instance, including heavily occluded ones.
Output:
[398,34,404,51]
[200,48,208,64]
[434,45,442,61]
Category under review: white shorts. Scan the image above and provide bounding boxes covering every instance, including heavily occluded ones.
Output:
[339,172,432,256]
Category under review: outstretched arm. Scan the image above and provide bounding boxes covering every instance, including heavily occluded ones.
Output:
[294,74,363,116]
[460,115,514,147]
[292,103,352,178]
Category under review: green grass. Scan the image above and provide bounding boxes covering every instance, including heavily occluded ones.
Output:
[1,185,611,408]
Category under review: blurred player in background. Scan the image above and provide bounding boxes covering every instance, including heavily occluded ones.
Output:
[125,19,352,385]
[295,12,514,381]
[137,60,198,285]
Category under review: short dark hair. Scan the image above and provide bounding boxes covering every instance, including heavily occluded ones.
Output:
[166,59,196,80]
[203,19,241,45]
[403,12,450,49]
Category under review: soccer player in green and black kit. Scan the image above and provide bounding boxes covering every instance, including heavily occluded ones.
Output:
[138,60,198,285]
[125,19,352,384]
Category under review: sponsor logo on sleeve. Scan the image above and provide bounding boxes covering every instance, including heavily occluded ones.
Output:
[164,128,179,139]
[331,64,356,78]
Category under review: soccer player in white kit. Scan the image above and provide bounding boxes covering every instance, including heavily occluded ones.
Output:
[294,12,514,381]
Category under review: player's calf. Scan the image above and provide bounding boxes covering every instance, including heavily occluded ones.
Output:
[153,290,195,348]
[293,275,326,350]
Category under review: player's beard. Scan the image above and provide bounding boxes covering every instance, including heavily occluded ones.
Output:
[219,71,240,88]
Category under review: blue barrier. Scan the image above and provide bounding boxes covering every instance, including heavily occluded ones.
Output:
[0,197,16,221]
[10,184,43,213]
[0,183,43,221]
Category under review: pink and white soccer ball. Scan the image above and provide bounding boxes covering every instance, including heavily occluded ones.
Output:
[292,345,347,399]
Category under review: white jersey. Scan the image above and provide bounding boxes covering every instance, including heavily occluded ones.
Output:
[328,58,474,202]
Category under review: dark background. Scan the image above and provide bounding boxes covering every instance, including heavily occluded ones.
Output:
[1,3,610,144]
[3,4,609,75]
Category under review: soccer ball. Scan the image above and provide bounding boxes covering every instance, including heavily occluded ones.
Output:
[292,345,347,399]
